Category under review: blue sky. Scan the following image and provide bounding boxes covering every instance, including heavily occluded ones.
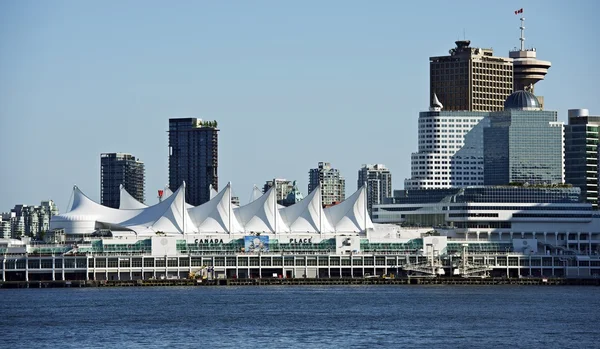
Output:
[1,0,598,212]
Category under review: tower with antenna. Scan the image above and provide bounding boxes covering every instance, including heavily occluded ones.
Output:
[509,14,552,97]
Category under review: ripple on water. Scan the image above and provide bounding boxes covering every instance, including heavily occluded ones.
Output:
[1,285,599,349]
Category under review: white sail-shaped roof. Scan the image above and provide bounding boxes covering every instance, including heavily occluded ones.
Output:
[188,183,243,234]
[118,184,196,234]
[50,186,140,235]
[324,185,374,232]
[162,186,174,200]
[62,186,141,223]
[281,186,334,233]
[119,184,148,209]
[52,184,195,235]
[249,185,263,203]
[235,187,289,233]
[209,185,218,199]
[161,185,193,208]
[51,182,378,236]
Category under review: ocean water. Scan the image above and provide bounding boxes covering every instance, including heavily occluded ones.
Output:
[1,285,599,348]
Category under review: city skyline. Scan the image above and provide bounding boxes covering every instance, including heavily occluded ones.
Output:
[1,1,599,211]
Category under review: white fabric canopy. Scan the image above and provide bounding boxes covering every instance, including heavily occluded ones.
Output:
[119,184,148,209]
[52,184,194,235]
[161,186,193,208]
[188,183,243,234]
[162,187,174,200]
[281,186,334,233]
[235,186,289,233]
[209,185,218,199]
[52,183,374,236]
[324,185,374,232]
[249,185,263,203]
[64,186,141,223]
[113,184,195,234]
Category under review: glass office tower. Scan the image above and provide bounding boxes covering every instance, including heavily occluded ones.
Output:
[565,109,600,208]
[484,91,564,185]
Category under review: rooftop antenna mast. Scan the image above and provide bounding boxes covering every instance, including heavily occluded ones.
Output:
[519,17,526,51]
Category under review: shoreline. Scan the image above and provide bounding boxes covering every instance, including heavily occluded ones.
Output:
[2,277,599,288]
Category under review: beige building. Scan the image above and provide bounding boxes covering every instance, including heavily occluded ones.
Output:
[430,40,513,112]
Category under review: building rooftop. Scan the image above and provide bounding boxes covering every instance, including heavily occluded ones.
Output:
[504,90,541,111]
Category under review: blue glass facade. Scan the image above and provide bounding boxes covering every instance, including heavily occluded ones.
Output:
[484,109,563,185]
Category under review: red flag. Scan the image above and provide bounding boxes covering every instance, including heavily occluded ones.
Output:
[158,190,164,198]
[515,8,523,15]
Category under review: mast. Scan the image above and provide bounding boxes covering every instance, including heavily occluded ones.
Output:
[363,182,368,234]
[520,17,526,51]
[318,182,323,235]
[273,179,277,234]
[182,181,186,238]
[228,182,232,234]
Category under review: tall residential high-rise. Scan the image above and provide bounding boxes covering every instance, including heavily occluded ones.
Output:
[357,164,392,217]
[263,179,294,205]
[565,109,600,208]
[404,94,489,190]
[484,91,564,185]
[100,153,145,208]
[308,162,345,206]
[168,118,218,206]
[430,40,513,112]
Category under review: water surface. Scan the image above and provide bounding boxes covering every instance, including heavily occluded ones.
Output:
[1,285,598,348]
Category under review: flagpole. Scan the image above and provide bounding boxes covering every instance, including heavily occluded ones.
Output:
[514,8,525,51]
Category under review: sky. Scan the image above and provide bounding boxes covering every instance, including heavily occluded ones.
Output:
[0,0,599,212]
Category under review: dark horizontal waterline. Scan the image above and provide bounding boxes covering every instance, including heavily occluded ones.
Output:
[2,277,600,288]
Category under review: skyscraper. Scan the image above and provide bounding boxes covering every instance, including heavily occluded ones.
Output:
[308,162,345,206]
[168,118,218,206]
[100,153,145,208]
[357,164,392,216]
[404,94,489,190]
[484,91,564,185]
[565,109,600,208]
[430,40,513,112]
